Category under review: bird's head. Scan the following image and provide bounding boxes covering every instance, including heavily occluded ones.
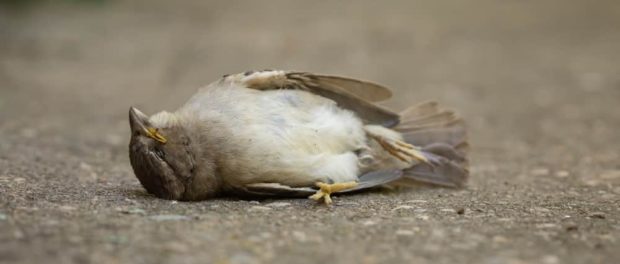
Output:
[128,107,219,200]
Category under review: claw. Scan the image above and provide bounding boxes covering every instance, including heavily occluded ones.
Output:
[399,144,430,165]
[309,181,358,205]
[371,135,431,166]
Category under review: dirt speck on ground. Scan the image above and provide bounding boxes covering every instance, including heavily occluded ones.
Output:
[1,1,619,263]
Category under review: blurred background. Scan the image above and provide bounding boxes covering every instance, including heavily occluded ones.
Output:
[1,1,619,263]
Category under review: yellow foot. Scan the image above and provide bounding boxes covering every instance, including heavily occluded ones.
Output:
[309,181,358,205]
[372,135,430,165]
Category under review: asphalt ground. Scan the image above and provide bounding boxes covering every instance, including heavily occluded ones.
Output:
[0,1,619,263]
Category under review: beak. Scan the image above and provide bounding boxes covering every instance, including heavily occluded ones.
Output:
[129,106,150,133]
[129,107,168,144]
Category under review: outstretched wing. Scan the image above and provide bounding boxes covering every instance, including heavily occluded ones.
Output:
[224,70,400,127]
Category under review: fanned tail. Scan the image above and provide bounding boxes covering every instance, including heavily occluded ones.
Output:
[395,101,469,187]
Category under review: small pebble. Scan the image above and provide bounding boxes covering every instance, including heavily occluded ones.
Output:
[362,220,377,226]
[0,213,6,221]
[594,243,604,249]
[565,224,578,231]
[589,212,606,219]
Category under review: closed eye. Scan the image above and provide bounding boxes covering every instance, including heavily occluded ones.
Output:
[152,148,166,160]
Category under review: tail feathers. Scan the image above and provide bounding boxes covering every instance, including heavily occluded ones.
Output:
[396,101,467,149]
[399,101,441,118]
[399,110,457,128]
[423,143,468,167]
[401,122,466,148]
[395,101,469,187]
[403,149,468,187]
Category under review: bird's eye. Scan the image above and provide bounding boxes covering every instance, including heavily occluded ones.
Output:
[154,148,166,159]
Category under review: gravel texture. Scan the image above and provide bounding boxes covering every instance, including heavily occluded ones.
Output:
[1,1,619,263]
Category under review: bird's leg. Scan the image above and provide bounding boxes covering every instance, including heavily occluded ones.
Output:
[309,182,358,205]
[367,132,430,166]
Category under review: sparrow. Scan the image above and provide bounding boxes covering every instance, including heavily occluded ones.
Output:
[129,70,468,204]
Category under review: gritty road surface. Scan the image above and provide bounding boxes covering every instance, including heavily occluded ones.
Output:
[0,1,619,263]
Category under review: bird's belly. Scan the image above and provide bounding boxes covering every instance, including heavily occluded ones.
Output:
[217,89,367,186]
[259,91,365,154]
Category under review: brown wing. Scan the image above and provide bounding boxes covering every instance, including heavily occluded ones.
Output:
[311,75,392,102]
[226,70,400,127]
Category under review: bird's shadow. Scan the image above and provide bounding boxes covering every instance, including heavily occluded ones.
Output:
[122,183,447,205]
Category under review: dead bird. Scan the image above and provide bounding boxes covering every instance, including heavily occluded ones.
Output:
[128,70,468,204]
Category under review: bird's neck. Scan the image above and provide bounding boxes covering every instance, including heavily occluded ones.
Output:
[181,115,226,200]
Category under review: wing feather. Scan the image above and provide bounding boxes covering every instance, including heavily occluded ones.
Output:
[235,169,403,198]
[311,75,392,102]
[226,70,400,127]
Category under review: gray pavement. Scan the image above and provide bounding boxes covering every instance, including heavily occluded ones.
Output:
[0,1,619,263]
